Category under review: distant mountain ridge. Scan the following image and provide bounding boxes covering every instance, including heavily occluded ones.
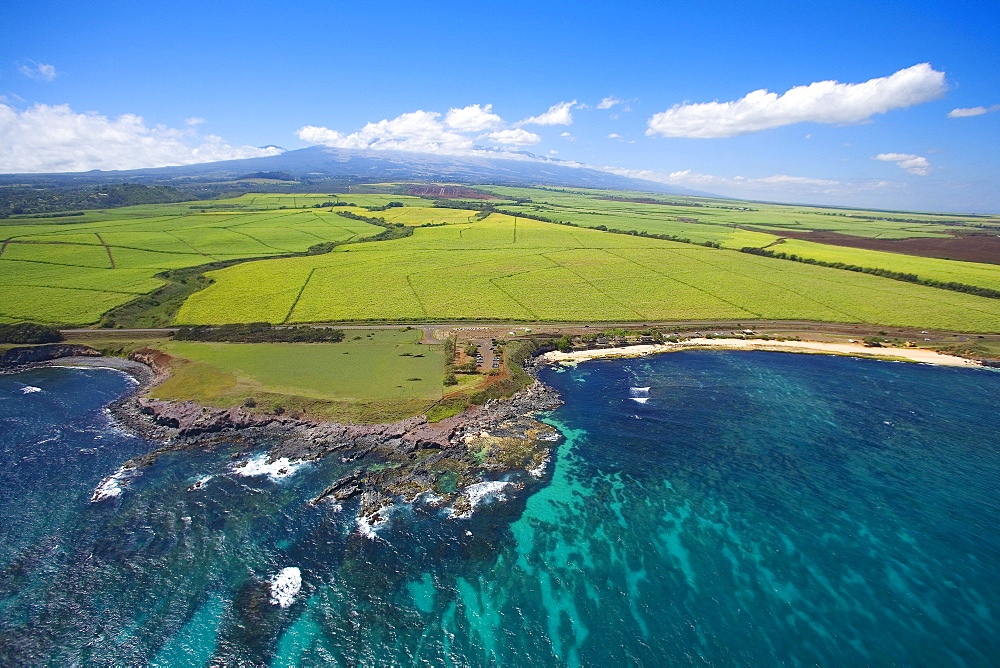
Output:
[0,146,715,197]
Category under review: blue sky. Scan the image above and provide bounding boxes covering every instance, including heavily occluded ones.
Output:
[2,0,997,212]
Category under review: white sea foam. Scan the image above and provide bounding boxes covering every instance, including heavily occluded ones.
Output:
[450,481,515,518]
[187,475,213,491]
[230,455,309,482]
[528,456,550,478]
[269,567,302,608]
[356,514,390,541]
[91,467,132,502]
[630,386,650,394]
[630,397,650,404]
[20,385,42,394]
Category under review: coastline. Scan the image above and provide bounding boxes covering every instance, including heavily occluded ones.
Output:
[5,348,566,525]
[1,333,987,523]
[540,337,983,367]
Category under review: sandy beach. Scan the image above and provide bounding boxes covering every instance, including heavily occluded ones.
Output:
[541,338,982,367]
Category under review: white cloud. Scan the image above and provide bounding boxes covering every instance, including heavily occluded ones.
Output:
[647,63,947,138]
[607,133,622,139]
[298,110,475,153]
[300,105,552,156]
[520,100,577,126]
[486,128,541,145]
[445,103,503,132]
[872,152,930,176]
[0,103,282,173]
[18,60,58,81]
[185,117,206,126]
[597,96,623,110]
[947,104,1000,118]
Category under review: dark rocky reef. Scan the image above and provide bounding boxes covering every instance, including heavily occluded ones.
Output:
[0,344,101,370]
[8,341,565,523]
[102,352,564,524]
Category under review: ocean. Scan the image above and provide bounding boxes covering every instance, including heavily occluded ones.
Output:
[0,351,997,665]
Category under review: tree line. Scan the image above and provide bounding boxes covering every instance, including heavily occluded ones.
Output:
[739,246,1000,299]
[173,323,345,343]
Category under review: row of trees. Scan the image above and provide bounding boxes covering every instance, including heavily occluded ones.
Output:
[739,246,1000,299]
[334,210,413,242]
[173,323,345,343]
[0,184,194,217]
[0,323,63,344]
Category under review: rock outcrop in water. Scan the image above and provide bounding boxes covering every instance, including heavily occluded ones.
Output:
[0,343,101,368]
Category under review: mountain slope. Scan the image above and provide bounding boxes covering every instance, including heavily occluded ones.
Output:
[0,146,714,197]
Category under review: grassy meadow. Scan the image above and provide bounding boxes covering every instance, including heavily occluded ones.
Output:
[150,328,445,423]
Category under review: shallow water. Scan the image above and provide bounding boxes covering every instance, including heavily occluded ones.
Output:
[0,353,997,665]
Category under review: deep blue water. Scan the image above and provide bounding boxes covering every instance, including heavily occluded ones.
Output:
[0,353,998,665]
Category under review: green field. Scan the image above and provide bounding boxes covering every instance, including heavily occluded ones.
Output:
[150,329,444,422]
[3,186,999,331]
[483,186,997,239]
[177,209,1000,332]
[0,198,383,323]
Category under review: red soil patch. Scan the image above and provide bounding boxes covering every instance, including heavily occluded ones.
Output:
[751,228,1000,265]
[408,186,497,200]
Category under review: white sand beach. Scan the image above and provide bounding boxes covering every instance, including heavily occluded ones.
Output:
[541,338,981,367]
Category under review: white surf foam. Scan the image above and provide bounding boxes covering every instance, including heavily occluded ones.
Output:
[269,567,302,608]
[450,481,515,518]
[528,456,550,478]
[356,514,391,541]
[91,467,132,502]
[19,385,42,394]
[230,455,309,482]
[187,475,213,491]
[630,397,650,404]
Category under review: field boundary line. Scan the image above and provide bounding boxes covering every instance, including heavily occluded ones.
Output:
[0,239,7,258]
[281,268,317,324]
[94,233,116,268]
[403,274,430,318]
[603,248,760,317]
[486,277,538,320]
[163,230,212,257]
[2,282,141,295]
[224,228,288,252]
[540,251,647,320]
[745,252,1000,317]
[689,252,860,321]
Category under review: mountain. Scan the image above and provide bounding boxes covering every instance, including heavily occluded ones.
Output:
[0,146,715,197]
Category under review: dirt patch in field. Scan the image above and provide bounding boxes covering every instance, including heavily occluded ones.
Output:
[408,186,497,200]
[750,228,1000,264]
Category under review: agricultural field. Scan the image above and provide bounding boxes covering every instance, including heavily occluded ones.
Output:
[179,208,1000,332]
[3,186,999,331]
[0,199,383,324]
[151,328,444,423]
[484,186,997,238]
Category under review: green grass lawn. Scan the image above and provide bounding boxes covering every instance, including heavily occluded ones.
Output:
[150,329,445,422]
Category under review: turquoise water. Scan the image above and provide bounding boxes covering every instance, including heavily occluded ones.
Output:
[0,352,998,665]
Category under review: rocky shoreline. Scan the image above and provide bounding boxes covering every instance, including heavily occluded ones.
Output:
[4,345,565,525]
